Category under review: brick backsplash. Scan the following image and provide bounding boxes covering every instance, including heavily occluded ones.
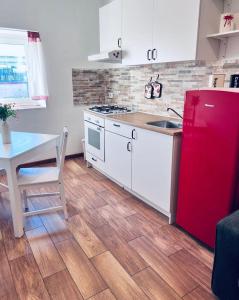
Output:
[72,69,106,105]
[73,59,239,115]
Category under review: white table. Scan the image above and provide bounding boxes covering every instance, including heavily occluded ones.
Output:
[0,131,59,238]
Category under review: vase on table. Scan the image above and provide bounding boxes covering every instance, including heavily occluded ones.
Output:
[2,121,11,144]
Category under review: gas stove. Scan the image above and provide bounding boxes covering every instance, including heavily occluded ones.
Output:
[89,105,131,115]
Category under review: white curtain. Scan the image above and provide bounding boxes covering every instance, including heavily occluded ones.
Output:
[26,32,48,100]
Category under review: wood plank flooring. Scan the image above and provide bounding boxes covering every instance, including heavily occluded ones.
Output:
[0,157,216,299]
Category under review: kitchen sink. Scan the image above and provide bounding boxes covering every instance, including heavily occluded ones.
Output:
[146,120,182,129]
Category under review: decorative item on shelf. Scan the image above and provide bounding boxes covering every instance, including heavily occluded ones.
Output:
[144,77,153,99]
[209,74,226,88]
[220,13,234,33]
[152,74,163,99]
[0,104,16,144]
[230,74,239,88]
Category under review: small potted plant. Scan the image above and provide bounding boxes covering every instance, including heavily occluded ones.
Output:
[0,104,16,144]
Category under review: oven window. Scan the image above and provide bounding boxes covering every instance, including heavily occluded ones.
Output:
[88,128,100,150]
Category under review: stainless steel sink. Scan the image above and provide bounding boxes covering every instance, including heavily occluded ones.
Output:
[146,120,182,129]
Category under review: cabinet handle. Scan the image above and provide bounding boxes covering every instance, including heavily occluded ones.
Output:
[92,157,97,162]
[117,38,122,49]
[152,49,157,60]
[147,50,152,61]
[132,129,136,140]
[127,142,132,152]
[113,123,120,127]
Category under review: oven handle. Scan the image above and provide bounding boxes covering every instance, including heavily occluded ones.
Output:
[85,120,104,129]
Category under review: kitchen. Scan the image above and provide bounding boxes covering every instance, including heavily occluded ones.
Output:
[0,0,239,299]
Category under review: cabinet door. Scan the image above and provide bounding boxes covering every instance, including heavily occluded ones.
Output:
[132,128,173,212]
[122,0,154,65]
[105,131,132,189]
[99,0,122,52]
[153,0,200,63]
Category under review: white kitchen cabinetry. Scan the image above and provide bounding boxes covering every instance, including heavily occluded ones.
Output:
[104,122,181,223]
[84,112,181,223]
[131,127,180,222]
[122,0,154,65]
[153,0,200,63]
[100,0,122,52]
[86,152,106,173]
[105,119,133,138]
[122,0,223,65]
[105,131,132,189]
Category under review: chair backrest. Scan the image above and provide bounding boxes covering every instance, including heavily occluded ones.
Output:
[56,127,68,178]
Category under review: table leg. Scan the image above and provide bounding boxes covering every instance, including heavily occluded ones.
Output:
[6,162,24,238]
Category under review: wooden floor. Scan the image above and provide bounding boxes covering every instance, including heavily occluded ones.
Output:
[0,158,216,300]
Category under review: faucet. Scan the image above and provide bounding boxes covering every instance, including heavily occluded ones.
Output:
[167,107,183,119]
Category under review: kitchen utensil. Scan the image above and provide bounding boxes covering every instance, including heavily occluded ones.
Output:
[152,74,163,98]
[144,77,153,99]
[209,74,225,88]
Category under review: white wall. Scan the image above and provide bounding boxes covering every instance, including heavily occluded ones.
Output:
[100,0,113,6]
[0,0,101,159]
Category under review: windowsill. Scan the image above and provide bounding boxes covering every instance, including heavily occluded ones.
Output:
[0,99,46,110]
[14,104,46,111]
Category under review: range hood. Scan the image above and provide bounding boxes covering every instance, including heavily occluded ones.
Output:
[88,50,122,63]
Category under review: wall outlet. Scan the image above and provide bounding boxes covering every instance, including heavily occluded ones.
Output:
[108,92,114,99]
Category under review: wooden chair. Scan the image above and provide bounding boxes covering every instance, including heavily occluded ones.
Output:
[17,127,69,220]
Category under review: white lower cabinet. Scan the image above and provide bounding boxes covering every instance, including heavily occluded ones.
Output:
[131,128,173,213]
[101,122,181,223]
[105,130,132,189]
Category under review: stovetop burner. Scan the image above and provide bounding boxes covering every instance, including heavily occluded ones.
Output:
[89,105,131,115]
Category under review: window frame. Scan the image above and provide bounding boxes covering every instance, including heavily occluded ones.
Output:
[0,28,46,110]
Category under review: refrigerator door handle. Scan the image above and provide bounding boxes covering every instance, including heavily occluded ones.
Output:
[205,104,215,108]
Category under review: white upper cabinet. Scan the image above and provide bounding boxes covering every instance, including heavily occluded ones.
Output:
[153,0,200,63]
[122,0,154,65]
[99,0,122,52]
[121,0,223,65]
[98,0,223,65]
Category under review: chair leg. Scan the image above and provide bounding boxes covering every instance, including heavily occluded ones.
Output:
[23,190,29,212]
[59,181,68,220]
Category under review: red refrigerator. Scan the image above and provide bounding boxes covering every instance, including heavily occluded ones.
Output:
[176,89,239,248]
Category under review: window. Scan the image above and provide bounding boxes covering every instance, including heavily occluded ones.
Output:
[0,29,48,109]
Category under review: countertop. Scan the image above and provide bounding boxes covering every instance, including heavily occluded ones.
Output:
[85,111,182,136]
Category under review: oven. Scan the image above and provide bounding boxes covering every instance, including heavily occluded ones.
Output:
[84,113,105,161]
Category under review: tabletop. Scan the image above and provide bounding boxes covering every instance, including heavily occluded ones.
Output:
[0,132,59,160]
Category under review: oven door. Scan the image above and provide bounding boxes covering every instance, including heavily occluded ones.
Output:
[85,121,105,161]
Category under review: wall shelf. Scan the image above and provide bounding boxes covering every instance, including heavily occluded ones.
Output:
[207,29,239,40]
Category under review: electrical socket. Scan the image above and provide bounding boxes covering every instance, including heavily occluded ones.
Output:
[108,92,114,99]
